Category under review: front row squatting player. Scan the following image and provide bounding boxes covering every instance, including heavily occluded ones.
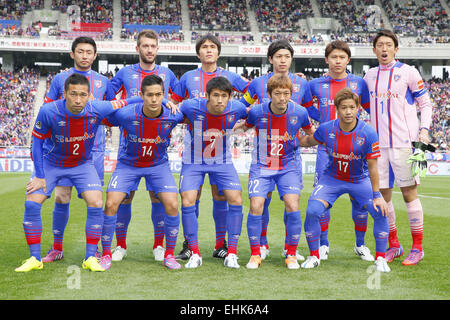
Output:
[236,74,314,270]
[298,88,391,273]
[364,30,433,265]
[308,40,373,262]
[240,39,316,261]
[178,77,248,269]
[16,73,139,272]
[42,36,116,263]
[100,75,184,271]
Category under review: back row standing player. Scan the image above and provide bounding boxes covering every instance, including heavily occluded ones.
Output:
[364,30,433,266]
[170,34,250,261]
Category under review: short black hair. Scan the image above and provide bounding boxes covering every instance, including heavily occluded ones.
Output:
[206,77,232,96]
[373,29,399,48]
[267,39,294,60]
[64,73,90,92]
[141,75,164,93]
[71,36,97,53]
[195,34,221,55]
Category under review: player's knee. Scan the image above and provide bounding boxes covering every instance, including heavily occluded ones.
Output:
[55,188,72,203]
[227,192,242,206]
[306,200,327,219]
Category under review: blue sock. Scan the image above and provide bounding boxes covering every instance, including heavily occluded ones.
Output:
[319,208,330,247]
[212,199,227,248]
[247,213,262,255]
[366,202,389,255]
[227,204,243,255]
[115,203,131,249]
[101,214,117,256]
[164,214,180,256]
[260,197,271,246]
[151,202,165,248]
[305,200,326,253]
[195,200,200,219]
[85,207,104,260]
[23,200,43,261]
[181,205,199,253]
[351,199,368,247]
[52,202,70,251]
[285,210,302,256]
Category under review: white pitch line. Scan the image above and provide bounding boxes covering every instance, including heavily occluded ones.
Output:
[392,191,449,200]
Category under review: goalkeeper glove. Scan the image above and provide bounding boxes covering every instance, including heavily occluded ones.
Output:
[406,142,436,178]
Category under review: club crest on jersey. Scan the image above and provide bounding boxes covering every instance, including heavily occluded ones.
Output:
[350,82,358,90]
[35,121,42,129]
[128,134,137,142]
[356,137,365,146]
[227,114,235,123]
[94,80,102,88]
[88,117,96,124]
[293,84,300,92]
[130,88,138,96]
[394,74,401,82]
[290,116,298,125]
[164,122,172,129]
[321,98,328,106]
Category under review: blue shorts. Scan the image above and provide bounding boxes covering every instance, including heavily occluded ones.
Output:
[310,174,373,209]
[107,161,177,198]
[57,151,105,187]
[314,145,329,187]
[179,163,242,193]
[30,159,103,198]
[248,166,302,200]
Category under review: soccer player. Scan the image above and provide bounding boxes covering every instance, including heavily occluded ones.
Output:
[100,75,184,270]
[42,36,116,263]
[298,88,390,272]
[171,34,250,261]
[178,76,248,269]
[110,30,179,262]
[240,39,315,261]
[15,74,138,272]
[237,74,314,269]
[364,30,433,265]
[308,40,373,262]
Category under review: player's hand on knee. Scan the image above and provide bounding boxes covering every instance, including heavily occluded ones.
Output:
[372,197,388,217]
[26,177,46,194]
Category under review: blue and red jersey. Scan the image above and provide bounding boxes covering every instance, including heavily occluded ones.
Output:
[313,119,380,183]
[32,98,130,169]
[105,102,184,167]
[171,67,250,102]
[179,98,248,165]
[240,72,315,114]
[246,101,312,171]
[111,63,178,99]
[309,73,370,124]
[44,68,116,152]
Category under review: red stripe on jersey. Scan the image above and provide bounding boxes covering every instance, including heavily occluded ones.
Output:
[333,129,353,182]
[331,79,346,120]
[32,129,51,140]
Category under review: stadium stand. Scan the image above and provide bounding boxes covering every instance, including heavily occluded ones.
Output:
[188,0,250,31]
[0,68,39,146]
[427,78,450,152]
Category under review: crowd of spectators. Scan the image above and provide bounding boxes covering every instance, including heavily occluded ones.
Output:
[0,67,39,146]
[122,28,184,42]
[250,0,313,33]
[0,0,43,20]
[52,0,113,24]
[0,23,39,37]
[121,0,181,26]
[188,0,250,31]
[426,78,449,152]
[381,0,448,36]
[191,31,253,44]
[261,32,324,44]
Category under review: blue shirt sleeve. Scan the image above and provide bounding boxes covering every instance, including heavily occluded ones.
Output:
[313,123,326,144]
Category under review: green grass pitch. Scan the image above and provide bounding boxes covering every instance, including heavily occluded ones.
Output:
[0,173,449,300]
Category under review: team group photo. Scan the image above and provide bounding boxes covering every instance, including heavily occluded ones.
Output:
[0,0,448,302]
